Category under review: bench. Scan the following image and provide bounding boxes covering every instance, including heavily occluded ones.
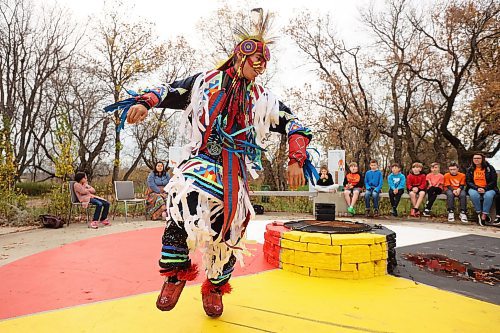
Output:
[249,191,318,197]
[376,192,496,216]
[364,192,447,200]
[250,190,496,217]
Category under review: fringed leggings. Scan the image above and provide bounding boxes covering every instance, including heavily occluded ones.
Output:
[158,192,236,286]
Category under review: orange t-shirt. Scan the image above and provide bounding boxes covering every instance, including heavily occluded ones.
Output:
[426,173,444,189]
[473,167,487,188]
[444,172,465,190]
[346,173,361,187]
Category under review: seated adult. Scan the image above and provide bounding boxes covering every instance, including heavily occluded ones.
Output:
[466,153,498,226]
[146,161,171,220]
[73,171,111,229]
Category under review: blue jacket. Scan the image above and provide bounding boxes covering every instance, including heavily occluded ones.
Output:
[147,172,170,193]
[364,170,383,192]
[388,173,406,190]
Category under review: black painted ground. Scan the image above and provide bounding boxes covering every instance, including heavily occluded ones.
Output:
[394,235,500,305]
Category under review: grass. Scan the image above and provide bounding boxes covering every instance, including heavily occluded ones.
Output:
[250,178,494,222]
[251,196,313,214]
[353,196,479,220]
[17,177,500,226]
[16,182,54,196]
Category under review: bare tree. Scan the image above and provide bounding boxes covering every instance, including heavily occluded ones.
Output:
[59,60,111,181]
[0,0,80,182]
[405,0,500,168]
[361,0,423,165]
[286,12,381,169]
[90,3,169,181]
[128,36,201,174]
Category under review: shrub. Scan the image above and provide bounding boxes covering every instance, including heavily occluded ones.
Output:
[16,182,54,196]
[45,184,71,219]
[0,188,32,226]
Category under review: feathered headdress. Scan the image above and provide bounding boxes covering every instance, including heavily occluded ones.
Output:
[233,8,275,44]
[217,8,275,71]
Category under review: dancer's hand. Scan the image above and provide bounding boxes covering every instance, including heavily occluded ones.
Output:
[127,104,148,124]
[287,162,305,190]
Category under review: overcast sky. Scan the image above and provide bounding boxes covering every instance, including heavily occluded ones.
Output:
[41,0,379,94]
[35,0,500,168]
[49,0,372,41]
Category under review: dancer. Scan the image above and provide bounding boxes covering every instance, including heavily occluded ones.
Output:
[105,9,314,317]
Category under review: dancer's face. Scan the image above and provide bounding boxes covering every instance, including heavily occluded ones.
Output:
[235,53,267,81]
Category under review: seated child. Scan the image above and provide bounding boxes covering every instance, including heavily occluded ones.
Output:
[423,162,444,217]
[73,172,111,229]
[364,159,383,217]
[343,162,364,215]
[315,166,336,192]
[443,162,468,223]
[406,162,426,217]
[317,166,334,186]
[388,163,406,217]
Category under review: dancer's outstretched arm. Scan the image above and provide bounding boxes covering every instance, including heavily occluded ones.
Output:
[270,101,313,189]
[127,73,202,124]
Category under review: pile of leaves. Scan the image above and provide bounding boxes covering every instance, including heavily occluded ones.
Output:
[403,253,499,286]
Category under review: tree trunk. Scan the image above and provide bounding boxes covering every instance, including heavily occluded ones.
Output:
[390,68,403,165]
[433,134,447,165]
[112,113,121,182]
[392,133,402,165]
[457,149,475,172]
[363,128,371,169]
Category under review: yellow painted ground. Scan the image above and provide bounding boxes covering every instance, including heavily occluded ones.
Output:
[1,270,499,333]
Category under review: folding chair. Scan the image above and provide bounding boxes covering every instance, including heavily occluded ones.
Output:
[67,181,95,226]
[112,181,147,222]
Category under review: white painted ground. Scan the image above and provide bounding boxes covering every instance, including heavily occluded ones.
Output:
[245,219,467,248]
[384,225,466,247]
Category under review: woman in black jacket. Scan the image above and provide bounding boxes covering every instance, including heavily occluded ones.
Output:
[466,153,499,226]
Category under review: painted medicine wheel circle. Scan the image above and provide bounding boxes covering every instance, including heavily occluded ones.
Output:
[263,221,397,279]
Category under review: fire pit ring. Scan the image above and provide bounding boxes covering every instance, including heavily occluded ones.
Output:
[263,220,397,279]
[284,219,372,234]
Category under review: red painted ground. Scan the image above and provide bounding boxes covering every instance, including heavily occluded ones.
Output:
[0,227,273,320]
